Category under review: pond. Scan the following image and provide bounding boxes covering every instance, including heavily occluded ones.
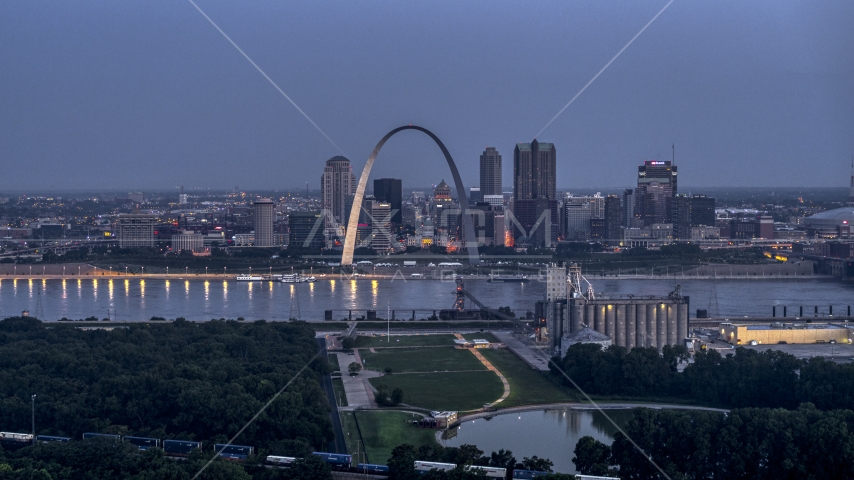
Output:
[441,408,638,474]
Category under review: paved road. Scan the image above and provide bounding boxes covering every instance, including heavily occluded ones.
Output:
[492,331,551,371]
[317,338,347,454]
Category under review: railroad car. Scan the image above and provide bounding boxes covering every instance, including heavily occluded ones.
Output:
[465,465,507,478]
[266,455,297,467]
[82,432,120,442]
[311,452,352,469]
[414,460,457,474]
[355,463,390,475]
[124,436,160,451]
[214,443,254,460]
[512,469,550,479]
[163,439,201,457]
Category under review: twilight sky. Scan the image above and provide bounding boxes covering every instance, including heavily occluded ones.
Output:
[2,1,853,192]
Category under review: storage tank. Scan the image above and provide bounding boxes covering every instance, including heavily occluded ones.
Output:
[667,304,678,346]
[646,304,657,349]
[615,304,626,348]
[656,304,667,349]
[605,305,616,339]
[625,304,637,349]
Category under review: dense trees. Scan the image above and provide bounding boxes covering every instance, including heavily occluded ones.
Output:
[580,405,854,480]
[0,316,332,456]
[552,342,854,411]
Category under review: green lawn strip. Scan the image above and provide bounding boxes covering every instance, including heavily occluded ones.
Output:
[360,346,486,373]
[355,334,458,348]
[331,377,348,407]
[459,332,500,343]
[354,321,515,330]
[478,348,579,407]
[354,411,439,464]
[339,411,362,456]
[369,371,504,411]
[327,354,340,371]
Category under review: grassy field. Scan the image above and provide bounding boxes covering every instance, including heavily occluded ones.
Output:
[369,371,504,411]
[331,377,348,407]
[353,411,439,464]
[479,348,578,407]
[327,354,340,371]
[353,321,515,330]
[355,334,458,348]
[340,411,362,458]
[360,347,486,373]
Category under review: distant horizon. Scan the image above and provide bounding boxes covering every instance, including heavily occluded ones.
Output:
[1,186,848,196]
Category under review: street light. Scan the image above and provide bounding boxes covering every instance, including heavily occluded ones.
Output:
[31,394,36,441]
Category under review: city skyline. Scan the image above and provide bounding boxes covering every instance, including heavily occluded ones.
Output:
[2,1,853,191]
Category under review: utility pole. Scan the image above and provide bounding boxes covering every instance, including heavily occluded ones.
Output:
[31,394,36,442]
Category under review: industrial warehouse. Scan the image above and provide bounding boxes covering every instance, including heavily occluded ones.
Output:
[721,322,853,346]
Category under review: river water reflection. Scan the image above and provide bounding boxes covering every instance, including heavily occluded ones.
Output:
[0,277,851,321]
[442,408,636,474]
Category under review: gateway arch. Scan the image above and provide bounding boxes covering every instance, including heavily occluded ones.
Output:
[341,125,479,265]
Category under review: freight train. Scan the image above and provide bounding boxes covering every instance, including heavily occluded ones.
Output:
[2,431,604,479]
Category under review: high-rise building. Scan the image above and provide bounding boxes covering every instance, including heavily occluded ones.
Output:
[370,202,392,251]
[622,188,636,227]
[434,180,452,201]
[288,211,324,249]
[513,140,556,201]
[636,160,677,226]
[479,147,502,196]
[604,195,622,240]
[513,140,557,247]
[373,178,402,225]
[116,214,157,248]
[321,156,356,225]
[253,198,275,247]
[672,194,692,240]
[563,194,603,240]
[690,195,716,227]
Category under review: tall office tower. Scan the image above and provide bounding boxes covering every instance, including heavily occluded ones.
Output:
[480,147,502,196]
[604,195,622,240]
[253,198,275,247]
[672,194,692,240]
[370,202,392,251]
[562,194,603,240]
[622,188,636,227]
[373,178,402,225]
[513,140,557,246]
[178,186,188,205]
[320,156,356,224]
[636,160,677,226]
[690,195,716,227]
[288,211,324,249]
[513,140,556,201]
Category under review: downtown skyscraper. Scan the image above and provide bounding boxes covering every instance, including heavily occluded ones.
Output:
[321,156,356,225]
[512,139,557,247]
[479,147,502,197]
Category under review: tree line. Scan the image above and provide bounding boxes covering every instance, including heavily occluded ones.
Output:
[573,404,854,479]
[552,342,854,410]
[0,316,333,457]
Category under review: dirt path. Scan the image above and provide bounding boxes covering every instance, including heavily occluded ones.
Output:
[454,334,510,407]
